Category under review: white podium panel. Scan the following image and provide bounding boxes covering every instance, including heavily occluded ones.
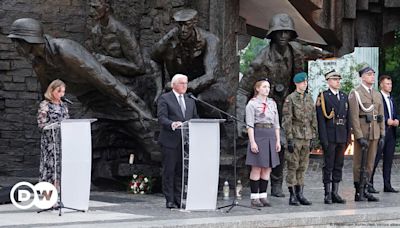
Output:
[61,119,96,211]
[181,119,225,211]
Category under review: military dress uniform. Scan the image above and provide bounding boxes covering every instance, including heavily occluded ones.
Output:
[282,72,317,206]
[348,64,385,202]
[316,70,350,204]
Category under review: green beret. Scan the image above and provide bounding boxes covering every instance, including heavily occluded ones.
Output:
[293,72,307,83]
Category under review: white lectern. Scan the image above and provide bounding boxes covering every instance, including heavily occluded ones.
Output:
[61,119,96,211]
[180,119,225,211]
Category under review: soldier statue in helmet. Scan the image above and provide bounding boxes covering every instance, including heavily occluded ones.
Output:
[236,13,332,198]
[8,18,159,160]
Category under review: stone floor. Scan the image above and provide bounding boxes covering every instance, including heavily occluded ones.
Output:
[1,158,400,227]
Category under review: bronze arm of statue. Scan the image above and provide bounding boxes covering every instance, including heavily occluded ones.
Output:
[150,27,179,63]
[187,32,219,94]
[52,38,153,120]
[291,41,334,60]
[90,16,146,77]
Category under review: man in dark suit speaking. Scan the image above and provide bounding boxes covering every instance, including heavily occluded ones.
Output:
[157,74,199,209]
[369,75,399,193]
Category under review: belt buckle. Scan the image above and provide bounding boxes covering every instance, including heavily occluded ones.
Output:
[373,115,377,120]
[336,119,344,125]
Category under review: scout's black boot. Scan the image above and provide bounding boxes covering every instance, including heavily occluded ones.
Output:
[364,184,379,202]
[271,182,285,197]
[324,183,332,204]
[295,185,312,205]
[354,182,366,202]
[288,187,299,206]
[331,182,346,204]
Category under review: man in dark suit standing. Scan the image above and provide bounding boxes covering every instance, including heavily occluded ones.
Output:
[316,70,350,204]
[157,74,199,209]
[369,75,399,193]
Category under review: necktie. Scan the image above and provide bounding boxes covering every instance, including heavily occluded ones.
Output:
[388,96,394,119]
[337,93,340,101]
[178,95,186,117]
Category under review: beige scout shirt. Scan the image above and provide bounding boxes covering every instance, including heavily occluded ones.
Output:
[245,97,280,129]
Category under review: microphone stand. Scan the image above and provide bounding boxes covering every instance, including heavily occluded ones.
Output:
[188,94,260,213]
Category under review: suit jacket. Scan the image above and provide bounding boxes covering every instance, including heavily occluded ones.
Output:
[349,85,385,140]
[381,92,397,138]
[157,91,199,148]
[316,89,351,144]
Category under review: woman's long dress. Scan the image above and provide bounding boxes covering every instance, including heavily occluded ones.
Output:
[37,100,69,183]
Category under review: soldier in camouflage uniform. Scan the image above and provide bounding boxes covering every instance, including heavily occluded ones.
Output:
[282,72,317,206]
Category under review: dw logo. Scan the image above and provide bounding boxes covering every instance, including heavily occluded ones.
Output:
[10,182,58,209]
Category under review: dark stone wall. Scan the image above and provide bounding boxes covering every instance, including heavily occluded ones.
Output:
[0,0,241,181]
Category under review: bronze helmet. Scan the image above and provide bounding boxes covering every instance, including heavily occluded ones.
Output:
[8,18,45,44]
[266,13,298,40]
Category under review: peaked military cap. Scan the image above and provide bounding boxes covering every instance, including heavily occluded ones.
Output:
[324,69,341,80]
[173,9,198,22]
[358,63,375,77]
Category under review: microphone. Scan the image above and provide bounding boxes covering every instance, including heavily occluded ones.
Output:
[186,92,198,101]
[61,97,73,105]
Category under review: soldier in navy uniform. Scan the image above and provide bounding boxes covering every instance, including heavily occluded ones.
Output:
[316,70,350,204]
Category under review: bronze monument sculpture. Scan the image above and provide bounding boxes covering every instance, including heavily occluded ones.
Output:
[151,9,225,115]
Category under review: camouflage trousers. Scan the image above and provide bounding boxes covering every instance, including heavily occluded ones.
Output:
[285,139,310,186]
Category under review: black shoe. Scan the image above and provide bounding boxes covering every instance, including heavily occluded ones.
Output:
[367,185,379,194]
[176,202,185,209]
[384,186,399,193]
[166,202,177,209]
[364,192,379,202]
[271,190,286,197]
[355,192,366,202]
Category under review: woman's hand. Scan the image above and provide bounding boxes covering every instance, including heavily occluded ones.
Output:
[276,142,281,152]
[250,141,259,153]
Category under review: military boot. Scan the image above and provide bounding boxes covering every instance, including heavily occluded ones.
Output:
[295,185,312,205]
[324,183,332,204]
[354,182,366,202]
[288,187,299,206]
[271,182,285,197]
[364,184,379,202]
[331,182,346,204]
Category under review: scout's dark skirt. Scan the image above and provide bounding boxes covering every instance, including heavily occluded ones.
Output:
[245,127,280,168]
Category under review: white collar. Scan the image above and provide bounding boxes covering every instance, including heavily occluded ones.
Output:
[329,88,339,95]
[380,90,390,98]
[172,90,184,98]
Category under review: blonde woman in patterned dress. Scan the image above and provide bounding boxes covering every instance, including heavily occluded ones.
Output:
[37,79,69,188]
